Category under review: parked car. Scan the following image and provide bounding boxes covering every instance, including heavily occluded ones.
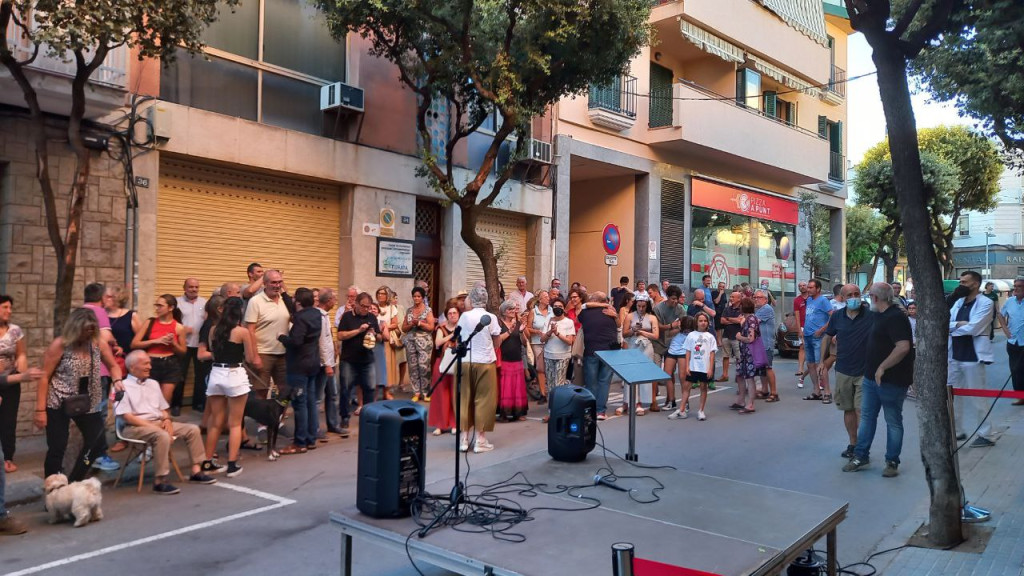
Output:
[777,323,801,358]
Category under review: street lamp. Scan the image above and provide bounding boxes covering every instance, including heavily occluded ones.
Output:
[984,227,995,279]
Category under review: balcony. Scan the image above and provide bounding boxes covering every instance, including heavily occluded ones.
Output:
[588,75,637,132]
[646,80,831,186]
[2,18,127,118]
[821,65,846,105]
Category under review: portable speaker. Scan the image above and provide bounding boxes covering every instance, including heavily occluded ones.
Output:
[547,386,597,462]
[356,400,428,518]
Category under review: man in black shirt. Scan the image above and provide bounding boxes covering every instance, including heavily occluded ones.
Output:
[278,288,323,454]
[717,291,742,382]
[578,292,620,419]
[337,292,381,426]
[843,283,913,477]
[611,276,630,310]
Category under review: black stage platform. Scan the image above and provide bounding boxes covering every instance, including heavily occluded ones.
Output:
[330,450,847,575]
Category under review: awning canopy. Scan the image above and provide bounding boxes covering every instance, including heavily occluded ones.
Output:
[747,55,814,94]
[679,19,745,64]
[755,0,829,46]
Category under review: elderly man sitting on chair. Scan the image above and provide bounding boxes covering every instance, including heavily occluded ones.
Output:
[116,351,217,494]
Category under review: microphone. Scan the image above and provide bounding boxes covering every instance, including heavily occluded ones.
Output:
[466,314,492,340]
[450,325,462,340]
[594,474,630,492]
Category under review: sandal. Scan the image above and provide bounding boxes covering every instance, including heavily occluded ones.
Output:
[821,394,833,404]
[635,405,646,416]
[239,440,262,451]
[353,406,362,416]
[614,406,626,416]
[738,408,756,414]
[803,393,823,401]
[278,445,307,455]
[433,428,443,436]
[729,403,744,410]
[765,394,780,403]
[4,460,17,473]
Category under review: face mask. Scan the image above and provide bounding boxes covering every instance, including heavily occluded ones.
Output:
[846,297,862,310]
[552,308,564,317]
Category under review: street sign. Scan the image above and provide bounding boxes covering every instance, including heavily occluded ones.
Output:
[605,254,618,266]
[602,223,621,255]
[982,268,992,276]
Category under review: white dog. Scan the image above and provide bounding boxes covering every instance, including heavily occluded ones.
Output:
[43,474,103,527]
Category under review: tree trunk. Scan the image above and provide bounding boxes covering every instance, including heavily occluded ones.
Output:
[459,201,502,313]
[53,152,91,331]
[872,39,963,547]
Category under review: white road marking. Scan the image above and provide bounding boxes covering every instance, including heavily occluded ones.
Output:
[4,483,296,576]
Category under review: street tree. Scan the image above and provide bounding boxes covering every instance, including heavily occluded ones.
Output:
[853,148,959,280]
[844,0,964,547]
[315,0,651,310]
[859,126,1002,276]
[798,191,831,280]
[910,0,1024,168]
[845,204,884,280]
[0,0,237,331]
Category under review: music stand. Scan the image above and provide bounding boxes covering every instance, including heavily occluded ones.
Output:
[595,349,670,462]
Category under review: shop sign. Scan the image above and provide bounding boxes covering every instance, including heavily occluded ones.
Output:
[692,178,799,225]
[376,237,414,277]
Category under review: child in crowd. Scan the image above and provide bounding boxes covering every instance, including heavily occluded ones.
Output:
[675,312,717,421]
[666,316,697,418]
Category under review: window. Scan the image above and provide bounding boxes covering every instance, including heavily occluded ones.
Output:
[690,208,751,290]
[160,0,346,136]
[1017,267,1024,277]
[736,68,762,111]
[959,215,971,236]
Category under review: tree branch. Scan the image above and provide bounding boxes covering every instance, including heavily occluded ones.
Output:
[890,0,925,39]
[902,0,960,58]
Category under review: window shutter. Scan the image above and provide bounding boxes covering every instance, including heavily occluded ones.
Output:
[649,63,674,128]
[817,115,828,138]
[763,91,777,118]
[833,120,843,152]
[659,179,686,284]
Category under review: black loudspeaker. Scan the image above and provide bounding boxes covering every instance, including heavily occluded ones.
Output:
[548,386,597,462]
[356,400,428,518]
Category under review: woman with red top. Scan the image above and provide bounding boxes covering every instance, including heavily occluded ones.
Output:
[565,288,585,332]
[428,300,459,436]
[131,294,187,405]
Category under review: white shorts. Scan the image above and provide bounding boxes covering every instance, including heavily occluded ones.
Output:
[206,366,252,398]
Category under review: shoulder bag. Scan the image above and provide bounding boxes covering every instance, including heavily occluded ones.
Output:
[61,346,94,417]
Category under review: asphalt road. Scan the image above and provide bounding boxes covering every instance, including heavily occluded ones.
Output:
[4,342,1018,576]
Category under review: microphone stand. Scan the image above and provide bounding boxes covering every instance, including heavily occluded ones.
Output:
[417,319,519,538]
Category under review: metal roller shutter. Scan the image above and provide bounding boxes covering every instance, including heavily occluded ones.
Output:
[660,179,686,284]
[156,160,341,399]
[465,210,528,294]
[156,160,342,297]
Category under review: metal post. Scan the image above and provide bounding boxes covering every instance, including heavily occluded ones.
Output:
[611,542,635,576]
[985,231,990,280]
[627,383,638,461]
[948,386,991,523]
[340,532,352,576]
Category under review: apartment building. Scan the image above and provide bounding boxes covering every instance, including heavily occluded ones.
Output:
[952,171,1024,280]
[553,0,851,301]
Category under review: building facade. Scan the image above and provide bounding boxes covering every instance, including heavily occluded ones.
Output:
[1,3,554,427]
[553,0,851,309]
[952,170,1024,280]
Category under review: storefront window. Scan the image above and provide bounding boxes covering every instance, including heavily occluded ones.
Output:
[757,220,796,298]
[690,208,751,290]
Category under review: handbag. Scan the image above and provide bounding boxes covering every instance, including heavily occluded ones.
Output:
[750,336,769,369]
[439,345,457,376]
[61,347,94,417]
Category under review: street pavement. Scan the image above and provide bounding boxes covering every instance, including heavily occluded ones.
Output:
[3,340,1023,576]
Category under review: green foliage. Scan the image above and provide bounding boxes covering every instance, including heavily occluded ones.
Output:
[798,192,831,279]
[911,0,1024,164]
[2,0,237,63]
[315,0,651,201]
[845,204,884,275]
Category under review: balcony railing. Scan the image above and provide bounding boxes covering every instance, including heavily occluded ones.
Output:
[827,65,846,98]
[589,75,637,119]
[829,151,845,182]
[5,18,127,88]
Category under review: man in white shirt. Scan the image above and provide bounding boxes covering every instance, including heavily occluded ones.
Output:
[948,271,996,447]
[509,276,534,312]
[244,269,291,399]
[315,289,346,438]
[178,278,208,415]
[455,285,501,453]
[116,351,217,495]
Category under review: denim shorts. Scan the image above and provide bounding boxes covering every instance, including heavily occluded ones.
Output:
[804,336,822,364]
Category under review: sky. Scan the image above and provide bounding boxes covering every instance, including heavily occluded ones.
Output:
[846,33,973,166]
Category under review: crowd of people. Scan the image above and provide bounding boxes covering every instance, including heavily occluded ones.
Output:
[2,262,1021,535]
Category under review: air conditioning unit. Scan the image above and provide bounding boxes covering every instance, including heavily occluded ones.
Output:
[320,82,365,112]
[525,138,552,164]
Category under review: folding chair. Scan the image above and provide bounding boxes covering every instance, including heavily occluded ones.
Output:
[112,398,185,493]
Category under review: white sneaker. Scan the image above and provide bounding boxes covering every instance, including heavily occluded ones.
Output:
[667,409,688,420]
[698,410,706,421]
[473,440,494,453]
[797,380,805,389]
